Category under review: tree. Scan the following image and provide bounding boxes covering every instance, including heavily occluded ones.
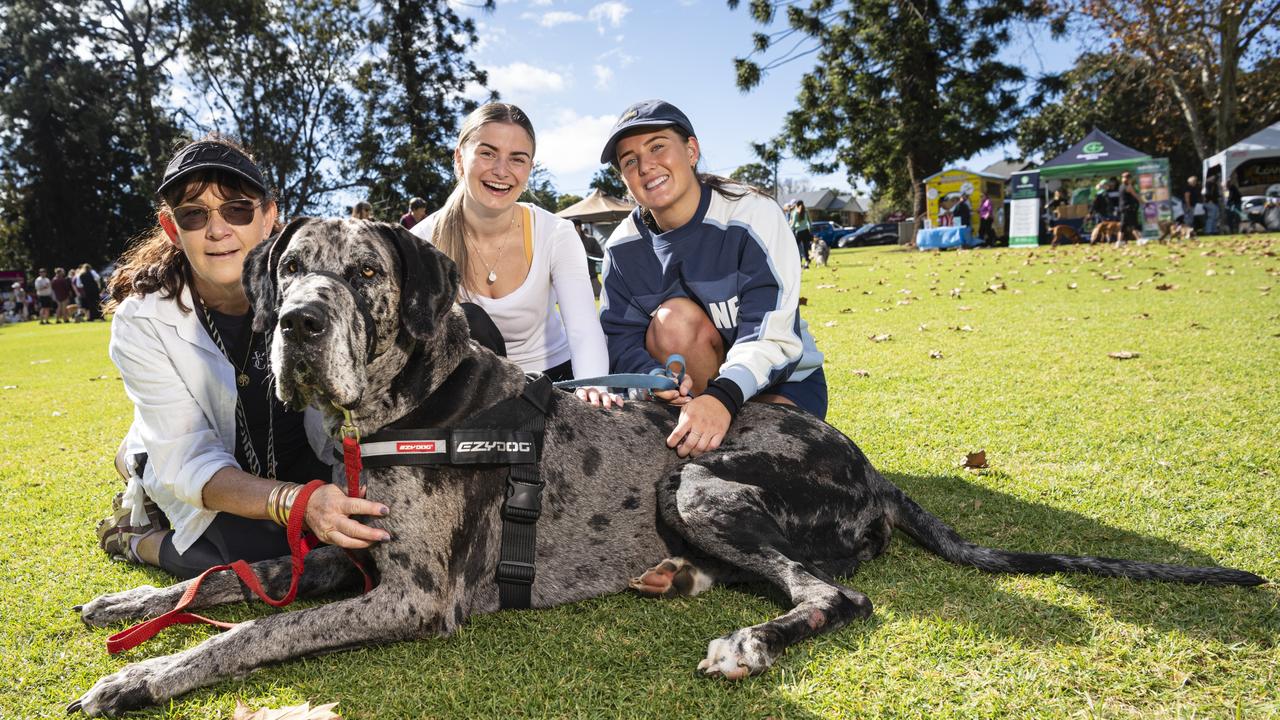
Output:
[183,0,365,216]
[352,0,494,215]
[0,0,155,268]
[1058,0,1280,158]
[729,0,1036,216]
[555,194,584,212]
[749,137,785,197]
[731,162,775,194]
[519,163,560,212]
[589,165,629,199]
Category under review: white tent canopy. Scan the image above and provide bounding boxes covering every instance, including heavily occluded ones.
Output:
[1204,121,1280,195]
[554,189,635,224]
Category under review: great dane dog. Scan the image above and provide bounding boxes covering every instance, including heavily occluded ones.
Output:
[70,219,1265,716]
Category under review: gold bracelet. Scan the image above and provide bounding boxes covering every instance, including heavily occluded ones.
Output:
[279,483,304,526]
[265,483,286,526]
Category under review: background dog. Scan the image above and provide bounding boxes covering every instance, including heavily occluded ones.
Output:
[69,219,1265,716]
[1049,225,1081,247]
[1156,220,1196,242]
[809,239,830,267]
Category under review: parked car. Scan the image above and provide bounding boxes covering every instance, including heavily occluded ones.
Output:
[838,222,898,247]
[810,220,856,248]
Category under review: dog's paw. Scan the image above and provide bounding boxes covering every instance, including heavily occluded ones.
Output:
[67,661,163,716]
[78,585,164,627]
[697,628,777,680]
[628,557,713,598]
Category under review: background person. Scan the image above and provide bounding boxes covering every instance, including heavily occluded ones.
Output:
[411,102,617,408]
[1117,172,1141,242]
[790,199,813,269]
[1183,175,1204,233]
[74,264,103,321]
[400,197,428,230]
[597,99,826,459]
[978,192,997,245]
[1203,173,1221,234]
[34,268,54,324]
[351,201,373,220]
[51,267,73,323]
[97,136,388,579]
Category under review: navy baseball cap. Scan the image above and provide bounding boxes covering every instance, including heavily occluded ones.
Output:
[599,99,696,166]
[156,140,268,198]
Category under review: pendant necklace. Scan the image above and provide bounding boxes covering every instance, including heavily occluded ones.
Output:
[466,207,518,285]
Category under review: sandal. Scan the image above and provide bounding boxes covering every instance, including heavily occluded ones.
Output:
[95,492,164,563]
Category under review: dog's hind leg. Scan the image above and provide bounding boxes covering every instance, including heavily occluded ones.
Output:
[70,583,422,717]
[663,465,873,679]
[628,556,755,598]
[78,546,364,627]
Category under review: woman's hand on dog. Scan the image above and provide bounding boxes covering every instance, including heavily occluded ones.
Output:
[304,484,392,548]
[575,386,625,409]
[668,395,730,458]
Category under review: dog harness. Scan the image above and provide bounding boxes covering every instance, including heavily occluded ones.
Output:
[345,374,554,609]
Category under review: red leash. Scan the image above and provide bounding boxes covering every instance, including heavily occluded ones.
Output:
[107,434,372,654]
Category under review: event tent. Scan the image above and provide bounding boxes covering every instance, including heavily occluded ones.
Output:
[554,190,635,223]
[1038,128,1151,179]
[1203,121,1280,195]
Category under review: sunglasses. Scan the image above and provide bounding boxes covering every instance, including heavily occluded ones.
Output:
[171,199,260,231]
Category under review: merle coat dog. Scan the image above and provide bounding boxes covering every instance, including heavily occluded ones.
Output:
[70,219,1265,716]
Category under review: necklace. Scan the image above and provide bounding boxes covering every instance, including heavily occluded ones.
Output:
[194,292,277,479]
[466,207,519,285]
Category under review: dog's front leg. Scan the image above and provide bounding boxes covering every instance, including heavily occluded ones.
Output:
[78,546,363,627]
[70,583,427,717]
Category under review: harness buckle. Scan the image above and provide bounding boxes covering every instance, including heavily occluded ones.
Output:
[496,560,535,585]
[333,402,360,442]
[502,478,543,523]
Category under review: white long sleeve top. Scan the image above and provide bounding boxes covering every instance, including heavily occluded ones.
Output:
[412,203,609,379]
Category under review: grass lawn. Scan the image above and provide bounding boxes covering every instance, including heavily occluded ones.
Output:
[2,235,1278,719]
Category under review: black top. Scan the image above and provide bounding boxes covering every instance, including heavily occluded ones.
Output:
[1204,181,1221,202]
[1185,184,1203,206]
[207,308,330,484]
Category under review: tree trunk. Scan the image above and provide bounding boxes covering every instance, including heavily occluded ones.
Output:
[1215,1,1240,154]
[1165,76,1210,161]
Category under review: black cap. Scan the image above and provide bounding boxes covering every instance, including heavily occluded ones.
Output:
[156,141,268,198]
[599,99,696,167]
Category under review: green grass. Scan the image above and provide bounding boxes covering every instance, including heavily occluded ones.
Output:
[3,236,1279,719]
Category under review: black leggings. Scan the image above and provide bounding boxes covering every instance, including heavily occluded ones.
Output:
[158,512,290,579]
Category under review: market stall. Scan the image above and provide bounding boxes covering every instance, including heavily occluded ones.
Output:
[1203,122,1280,197]
[1036,129,1169,241]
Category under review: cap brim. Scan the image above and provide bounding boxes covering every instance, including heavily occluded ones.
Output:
[155,162,267,199]
[599,120,680,166]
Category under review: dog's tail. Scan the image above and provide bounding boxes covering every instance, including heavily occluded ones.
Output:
[883,482,1266,586]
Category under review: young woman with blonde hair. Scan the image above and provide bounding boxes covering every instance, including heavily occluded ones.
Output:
[411,102,617,407]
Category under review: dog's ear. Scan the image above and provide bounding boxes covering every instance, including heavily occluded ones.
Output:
[379,223,459,340]
[244,217,314,334]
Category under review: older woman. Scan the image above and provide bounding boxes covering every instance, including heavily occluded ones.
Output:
[97,137,388,578]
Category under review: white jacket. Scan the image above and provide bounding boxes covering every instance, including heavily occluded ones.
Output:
[110,286,331,553]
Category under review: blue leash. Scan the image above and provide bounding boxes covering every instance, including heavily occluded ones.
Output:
[553,354,685,393]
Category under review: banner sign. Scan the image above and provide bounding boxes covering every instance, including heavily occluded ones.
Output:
[1136,159,1171,240]
[1008,171,1040,247]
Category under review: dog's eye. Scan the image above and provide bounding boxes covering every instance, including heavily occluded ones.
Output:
[284,260,298,274]
[360,266,377,279]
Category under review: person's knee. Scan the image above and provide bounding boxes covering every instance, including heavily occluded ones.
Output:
[647,298,721,358]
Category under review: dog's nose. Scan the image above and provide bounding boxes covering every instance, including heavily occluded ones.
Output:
[279,303,328,340]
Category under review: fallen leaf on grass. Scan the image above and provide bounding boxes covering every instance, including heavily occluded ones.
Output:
[823,321,839,327]
[958,305,973,311]
[868,333,892,342]
[1205,268,1217,276]
[1155,283,1177,291]
[839,307,854,313]
[798,297,808,306]
[816,284,838,289]
[929,350,944,359]
[233,701,342,720]
[1189,322,1208,330]
[1135,312,1151,319]
[1068,282,1078,290]
[852,369,871,377]
[950,288,962,297]
[1103,274,1124,281]
[963,450,989,469]
[2,385,17,390]
[1108,351,1140,360]
[984,283,1005,293]
[51,411,63,417]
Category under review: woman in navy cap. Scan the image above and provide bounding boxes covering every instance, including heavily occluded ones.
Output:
[597,100,827,459]
[96,136,389,578]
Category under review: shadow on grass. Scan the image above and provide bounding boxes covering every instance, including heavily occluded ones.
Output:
[831,471,1280,648]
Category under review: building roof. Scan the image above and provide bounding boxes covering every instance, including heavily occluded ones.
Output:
[981,159,1036,179]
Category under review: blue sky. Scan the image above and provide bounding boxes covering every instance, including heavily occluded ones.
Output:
[452,0,1082,201]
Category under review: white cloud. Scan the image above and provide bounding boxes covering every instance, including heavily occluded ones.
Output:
[536,10,583,27]
[483,62,568,97]
[592,64,614,90]
[528,0,554,5]
[588,2,630,31]
[536,111,618,177]
[596,46,635,67]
